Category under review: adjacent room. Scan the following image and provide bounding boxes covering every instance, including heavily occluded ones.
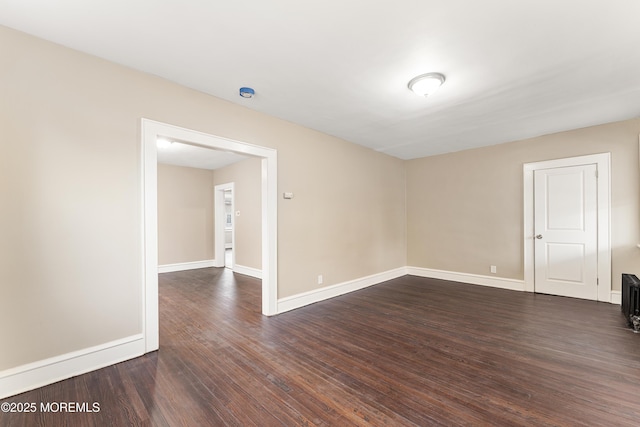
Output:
[2,1,640,425]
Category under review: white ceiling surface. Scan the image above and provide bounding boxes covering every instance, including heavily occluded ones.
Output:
[157,141,248,170]
[2,1,640,159]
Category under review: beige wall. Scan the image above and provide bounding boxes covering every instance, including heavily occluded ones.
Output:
[158,164,214,265]
[407,118,640,290]
[0,25,406,371]
[277,139,407,297]
[213,157,262,270]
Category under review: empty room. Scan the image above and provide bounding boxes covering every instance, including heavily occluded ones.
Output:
[2,1,640,425]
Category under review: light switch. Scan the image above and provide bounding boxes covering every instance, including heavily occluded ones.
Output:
[283,192,294,199]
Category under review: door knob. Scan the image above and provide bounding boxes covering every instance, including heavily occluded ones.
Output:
[535,234,543,239]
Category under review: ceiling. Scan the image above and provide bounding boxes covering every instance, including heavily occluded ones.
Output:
[156,140,248,170]
[2,1,640,159]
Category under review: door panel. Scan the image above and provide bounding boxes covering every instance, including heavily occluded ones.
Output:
[546,243,584,283]
[534,164,597,300]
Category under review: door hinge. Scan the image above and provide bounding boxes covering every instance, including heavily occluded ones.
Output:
[597,278,599,285]
[595,169,598,179]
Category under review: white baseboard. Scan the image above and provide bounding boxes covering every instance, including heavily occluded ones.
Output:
[158,259,215,273]
[277,267,407,314]
[0,334,145,399]
[233,264,262,279]
[2,265,615,400]
[409,266,622,304]
[406,266,526,291]
[610,290,621,305]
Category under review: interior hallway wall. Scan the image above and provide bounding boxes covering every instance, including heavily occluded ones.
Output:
[157,163,214,266]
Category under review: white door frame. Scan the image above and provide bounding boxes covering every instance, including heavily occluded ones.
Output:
[141,119,278,353]
[523,153,611,302]
[214,182,234,268]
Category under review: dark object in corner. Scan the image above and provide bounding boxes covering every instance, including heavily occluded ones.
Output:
[622,273,640,332]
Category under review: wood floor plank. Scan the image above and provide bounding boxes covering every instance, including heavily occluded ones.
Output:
[3,270,640,426]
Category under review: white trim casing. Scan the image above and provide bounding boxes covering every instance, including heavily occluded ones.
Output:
[158,260,215,274]
[0,335,144,400]
[233,264,263,279]
[261,155,278,315]
[142,119,279,357]
[523,153,611,302]
[610,290,621,305]
[141,121,159,353]
[277,268,407,314]
[407,267,525,291]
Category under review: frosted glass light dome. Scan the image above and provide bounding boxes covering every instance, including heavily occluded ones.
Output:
[408,73,445,97]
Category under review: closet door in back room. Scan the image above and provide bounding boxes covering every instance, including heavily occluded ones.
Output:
[533,164,598,300]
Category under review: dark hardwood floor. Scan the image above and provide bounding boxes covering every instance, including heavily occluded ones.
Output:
[3,269,640,426]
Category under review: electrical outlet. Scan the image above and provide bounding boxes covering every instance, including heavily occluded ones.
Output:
[317,274,323,285]
[490,265,497,274]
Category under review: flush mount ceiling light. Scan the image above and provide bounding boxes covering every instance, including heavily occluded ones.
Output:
[239,87,255,98]
[408,72,446,97]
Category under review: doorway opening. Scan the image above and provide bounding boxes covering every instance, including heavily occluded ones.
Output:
[142,119,278,354]
[523,153,611,302]
[224,189,234,268]
[214,182,235,270]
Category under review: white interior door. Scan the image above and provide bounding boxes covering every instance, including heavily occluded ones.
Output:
[534,164,598,300]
